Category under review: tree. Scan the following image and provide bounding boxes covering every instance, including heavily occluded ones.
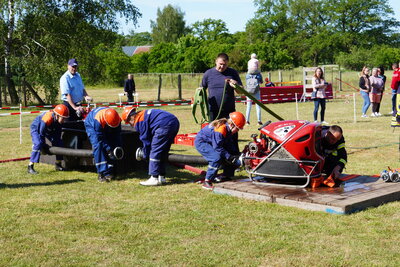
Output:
[124,31,152,46]
[0,0,141,104]
[151,4,187,44]
[191,18,229,41]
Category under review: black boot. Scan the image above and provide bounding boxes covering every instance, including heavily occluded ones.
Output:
[55,162,64,171]
[28,165,38,175]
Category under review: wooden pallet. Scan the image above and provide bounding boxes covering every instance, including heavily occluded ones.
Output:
[213,175,400,214]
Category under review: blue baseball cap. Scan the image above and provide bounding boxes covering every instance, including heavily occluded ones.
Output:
[68,58,78,66]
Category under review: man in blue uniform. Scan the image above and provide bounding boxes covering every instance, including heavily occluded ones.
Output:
[122,107,180,186]
[195,112,245,190]
[28,104,70,174]
[84,107,122,182]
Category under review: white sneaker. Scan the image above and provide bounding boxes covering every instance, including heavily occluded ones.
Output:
[321,121,329,125]
[140,176,161,186]
[377,112,382,116]
[361,114,368,118]
[158,175,166,184]
[370,113,376,117]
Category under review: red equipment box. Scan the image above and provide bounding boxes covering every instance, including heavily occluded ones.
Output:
[174,133,197,146]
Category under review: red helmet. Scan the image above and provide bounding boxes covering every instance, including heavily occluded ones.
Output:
[104,108,121,128]
[121,106,136,124]
[53,104,69,118]
[229,111,246,130]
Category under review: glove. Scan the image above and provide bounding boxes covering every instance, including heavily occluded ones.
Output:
[136,147,144,161]
[42,144,50,155]
[113,147,124,160]
[227,155,241,167]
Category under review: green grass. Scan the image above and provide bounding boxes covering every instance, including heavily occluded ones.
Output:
[0,87,400,265]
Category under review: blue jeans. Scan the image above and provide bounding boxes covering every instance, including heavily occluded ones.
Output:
[245,91,262,123]
[360,91,370,115]
[392,89,397,113]
[313,98,326,121]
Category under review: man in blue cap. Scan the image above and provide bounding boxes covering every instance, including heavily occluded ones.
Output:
[60,58,93,120]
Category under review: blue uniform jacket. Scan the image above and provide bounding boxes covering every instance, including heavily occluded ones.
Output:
[30,111,62,146]
[133,109,179,159]
[195,123,237,160]
[84,107,121,152]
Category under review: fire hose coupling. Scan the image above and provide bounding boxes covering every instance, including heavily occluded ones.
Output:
[107,147,124,160]
[381,170,400,183]
[136,147,144,161]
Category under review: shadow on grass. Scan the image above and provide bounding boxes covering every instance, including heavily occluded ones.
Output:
[0,179,84,189]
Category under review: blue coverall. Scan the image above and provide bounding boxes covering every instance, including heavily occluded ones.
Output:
[133,109,180,176]
[195,123,239,182]
[30,111,63,163]
[84,107,121,176]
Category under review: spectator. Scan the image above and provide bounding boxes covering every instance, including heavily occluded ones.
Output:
[312,67,328,124]
[201,53,242,121]
[264,77,275,87]
[195,112,245,190]
[245,71,263,125]
[377,66,387,116]
[359,66,371,118]
[28,104,69,174]
[60,58,92,121]
[84,107,122,182]
[369,68,384,117]
[124,74,136,103]
[247,53,260,74]
[390,63,400,115]
[321,125,347,181]
[121,107,180,186]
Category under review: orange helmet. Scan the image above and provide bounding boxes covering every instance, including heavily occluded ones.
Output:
[121,106,136,124]
[104,108,121,128]
[53,104,69,118]
[229,111,246,130]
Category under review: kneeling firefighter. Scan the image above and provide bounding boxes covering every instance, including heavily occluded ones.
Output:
[84,107,122,182]
[122,107,180,186]
[28,104,70,174]
[195,111,245,190]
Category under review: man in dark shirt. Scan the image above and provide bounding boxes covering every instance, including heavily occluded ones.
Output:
[201,53,242,120]
[321,125,347,179]
[124,74,136,103]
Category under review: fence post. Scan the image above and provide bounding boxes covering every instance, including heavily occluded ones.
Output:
[157,74,162,101]
[338,71,342,91]
[0,77,2,107]
[268,72,271,82]
[23,76,27,106]
[178,74,182,100]
[278,70,282,86]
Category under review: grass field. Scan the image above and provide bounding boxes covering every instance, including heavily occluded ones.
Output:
[1,86,400,266]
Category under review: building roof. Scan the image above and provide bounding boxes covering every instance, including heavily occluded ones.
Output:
[122,46,152,56]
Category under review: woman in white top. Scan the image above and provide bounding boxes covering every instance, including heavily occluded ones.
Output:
[312,67,328,123]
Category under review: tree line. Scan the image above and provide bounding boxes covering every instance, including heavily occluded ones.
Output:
[1,0,399,104]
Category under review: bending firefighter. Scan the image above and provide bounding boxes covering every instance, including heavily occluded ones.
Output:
[321,125,347,183]
[195,112,245,190]
[28,104,69,174]
[84,107,122,182]
[122,107,180,186]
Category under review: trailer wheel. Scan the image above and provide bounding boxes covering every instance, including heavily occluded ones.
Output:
[381,170,391,182]
[390,171,400,182]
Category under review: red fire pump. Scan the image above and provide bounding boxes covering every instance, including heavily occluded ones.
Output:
[242,120,325,188]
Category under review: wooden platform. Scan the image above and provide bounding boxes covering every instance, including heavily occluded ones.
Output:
[213,175,400,214]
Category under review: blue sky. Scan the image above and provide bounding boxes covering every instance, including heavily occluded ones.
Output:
[119,0,399,35]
